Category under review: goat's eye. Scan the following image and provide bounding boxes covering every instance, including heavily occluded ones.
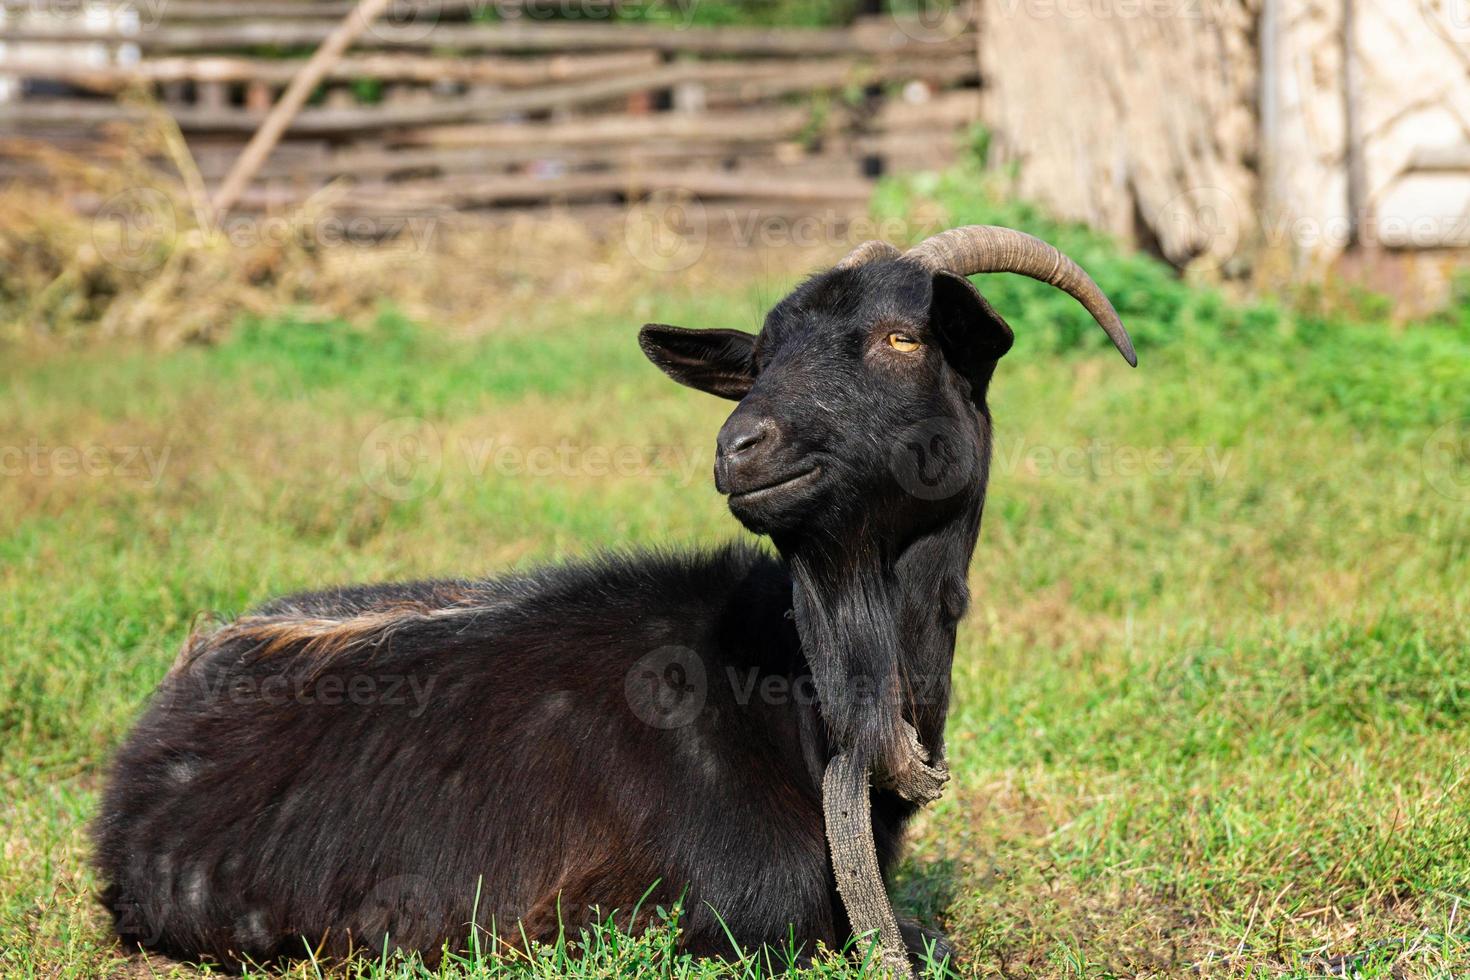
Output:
[885,331,922,353]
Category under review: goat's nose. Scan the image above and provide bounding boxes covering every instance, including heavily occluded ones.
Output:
[717,416,775,459]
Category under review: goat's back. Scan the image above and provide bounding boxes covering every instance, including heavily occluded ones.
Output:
[93,544,833,968]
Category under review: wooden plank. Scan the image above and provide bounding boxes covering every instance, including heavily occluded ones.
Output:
[851,131,963,157]
[0,101,818,145]
[701,56,976,105]
[1,20,975,57]
[23,135,877,188]
[226,169,875,211]
[869,90,981,129]
[188,138,785,181]
[0,58,974,134]
[159,0,393,17]
[0,51,663,91]
[203,199,871,236]
[92,0,478,18]
[389,105,816,148]
[1409,144,1470,172]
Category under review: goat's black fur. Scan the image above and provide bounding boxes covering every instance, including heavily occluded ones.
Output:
[95,256,1018,969]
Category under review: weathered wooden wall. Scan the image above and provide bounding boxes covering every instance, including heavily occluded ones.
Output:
[976,0,1470,282]
[976,0,1259,268]
[1271,0,1470,253]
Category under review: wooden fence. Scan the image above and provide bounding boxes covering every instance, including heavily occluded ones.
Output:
[0,3,980,222]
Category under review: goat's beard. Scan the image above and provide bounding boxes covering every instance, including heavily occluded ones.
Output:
[788,546,909,774]
[781,498,977,778]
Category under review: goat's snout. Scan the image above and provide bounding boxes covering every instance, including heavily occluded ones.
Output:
[715,413,785,496]
[717,415,774,459]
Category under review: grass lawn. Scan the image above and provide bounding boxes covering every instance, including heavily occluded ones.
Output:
[3,204,1470,978]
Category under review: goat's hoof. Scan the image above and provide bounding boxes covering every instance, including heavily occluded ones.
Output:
[900,919,956,973]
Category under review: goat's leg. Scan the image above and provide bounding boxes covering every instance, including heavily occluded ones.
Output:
[898,918,956,972]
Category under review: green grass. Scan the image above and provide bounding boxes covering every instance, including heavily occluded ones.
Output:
[3,207,1470,978]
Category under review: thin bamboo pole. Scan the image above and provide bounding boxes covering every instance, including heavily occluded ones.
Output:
[210,0,394,219]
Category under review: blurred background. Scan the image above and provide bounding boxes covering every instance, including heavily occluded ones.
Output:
[2,2,1469,978]
[4,0,1470,327]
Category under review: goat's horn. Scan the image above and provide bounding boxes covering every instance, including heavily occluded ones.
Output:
[906,225,1138,367]
[835,240,902,269]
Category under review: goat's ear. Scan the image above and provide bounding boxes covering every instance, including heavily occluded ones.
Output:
[639,324,757,401]
[929,271,1015,402]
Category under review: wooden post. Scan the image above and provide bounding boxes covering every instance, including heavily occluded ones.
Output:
[1258,0,1281,219]
[244,80,273,114]
[1341,0,1367,249]
[210,0,396,220]
[197,80,227,112]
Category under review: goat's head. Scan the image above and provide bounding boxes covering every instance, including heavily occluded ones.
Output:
[640,226,1135,544]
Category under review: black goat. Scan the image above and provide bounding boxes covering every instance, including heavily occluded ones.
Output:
[94,226,1134,974]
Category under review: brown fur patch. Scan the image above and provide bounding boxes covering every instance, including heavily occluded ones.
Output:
[212,605,439,659]
[168,590,497,677]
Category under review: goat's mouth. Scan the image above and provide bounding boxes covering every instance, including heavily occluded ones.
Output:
[726,465,823,503]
